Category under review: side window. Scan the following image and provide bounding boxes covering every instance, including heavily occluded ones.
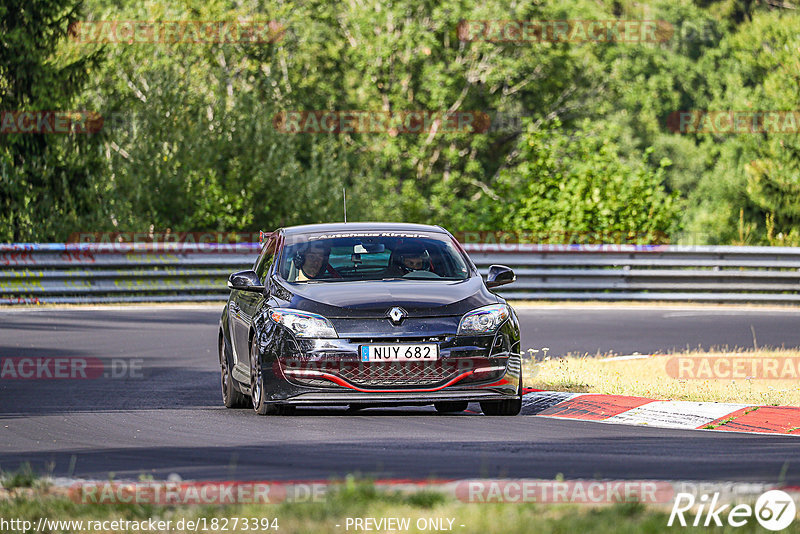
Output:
[254,237,277,280]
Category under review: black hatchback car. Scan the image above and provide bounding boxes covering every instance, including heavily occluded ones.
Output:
[218,223,522,415]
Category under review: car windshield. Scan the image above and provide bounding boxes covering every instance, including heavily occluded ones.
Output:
[279,231,471,283]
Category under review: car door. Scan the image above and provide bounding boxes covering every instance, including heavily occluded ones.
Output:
[231,234,277,376]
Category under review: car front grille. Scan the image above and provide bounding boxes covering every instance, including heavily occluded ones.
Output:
[283,359,467,388]
[335,361,463,387]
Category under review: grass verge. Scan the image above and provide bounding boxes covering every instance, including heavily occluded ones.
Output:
[2,478,796,534]
[524,348,800,405]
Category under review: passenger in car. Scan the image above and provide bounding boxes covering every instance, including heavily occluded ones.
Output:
[385,244,434,277]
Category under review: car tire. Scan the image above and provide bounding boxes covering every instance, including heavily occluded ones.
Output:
[250,336,296,416]
[480,371,522,416]
[434,401,469,413]
[220,335,248,408]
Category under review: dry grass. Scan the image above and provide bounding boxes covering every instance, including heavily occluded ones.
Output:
[523,349,800,406]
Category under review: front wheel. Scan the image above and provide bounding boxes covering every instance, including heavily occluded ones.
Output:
[250,336,295,416]
[220,336,248,408]
[480,398,521,416]
[480,372,522,416]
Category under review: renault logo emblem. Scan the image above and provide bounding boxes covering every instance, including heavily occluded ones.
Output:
[387,307,407,325]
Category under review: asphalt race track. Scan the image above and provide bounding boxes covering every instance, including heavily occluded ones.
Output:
[1,305,800,483]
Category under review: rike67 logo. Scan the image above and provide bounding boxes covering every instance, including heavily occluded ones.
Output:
[669,490,796,531]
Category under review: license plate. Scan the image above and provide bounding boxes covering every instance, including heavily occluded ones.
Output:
[360,344,439,362]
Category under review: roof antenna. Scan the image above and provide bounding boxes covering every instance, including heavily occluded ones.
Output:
[343,187,347,223]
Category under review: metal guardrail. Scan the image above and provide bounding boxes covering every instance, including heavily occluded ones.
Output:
[2,242,800,304]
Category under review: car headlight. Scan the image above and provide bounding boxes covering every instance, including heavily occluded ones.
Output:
[269,308,338,338]
[457,304,510,335]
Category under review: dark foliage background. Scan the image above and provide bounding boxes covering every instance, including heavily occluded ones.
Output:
[2,0,798,244]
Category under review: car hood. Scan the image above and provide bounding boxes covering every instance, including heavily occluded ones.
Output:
[273,276,499,318]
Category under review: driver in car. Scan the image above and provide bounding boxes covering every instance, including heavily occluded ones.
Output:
[295,241,340,281]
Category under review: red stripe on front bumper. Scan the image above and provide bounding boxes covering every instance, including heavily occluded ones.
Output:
[317,370,476,393]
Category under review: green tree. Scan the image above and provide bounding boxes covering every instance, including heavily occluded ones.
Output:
[5,0,796,245]
[681,10,800,244]
[0,0,103,241]
[494,119,680,243]
[80,0,367,234]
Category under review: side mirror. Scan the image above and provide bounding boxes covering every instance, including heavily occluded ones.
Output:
[486,264,516,289]
[227,270,265,293]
